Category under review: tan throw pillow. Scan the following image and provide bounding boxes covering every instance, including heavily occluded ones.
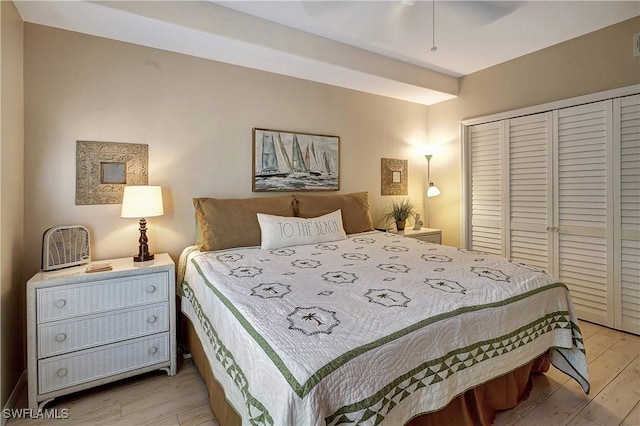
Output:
[295,192,374,234]
[193,196,295,251]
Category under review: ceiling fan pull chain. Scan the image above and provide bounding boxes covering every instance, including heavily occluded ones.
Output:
[431,0,438,52]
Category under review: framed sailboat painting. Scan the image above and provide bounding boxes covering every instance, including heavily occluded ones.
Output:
[252,128,340,191]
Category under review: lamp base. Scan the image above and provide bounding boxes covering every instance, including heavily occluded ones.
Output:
[133,218,155,263]
[133,253,155,263]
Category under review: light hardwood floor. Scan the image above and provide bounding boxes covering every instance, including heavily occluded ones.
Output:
[7,320,640,426]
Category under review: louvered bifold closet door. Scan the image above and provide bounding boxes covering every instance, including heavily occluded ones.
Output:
[614,94,640,334]
[508,113,553,270]
[469,121,504,255]
[554,100,613,326]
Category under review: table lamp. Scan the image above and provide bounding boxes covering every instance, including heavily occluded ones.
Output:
[121,185,164,262]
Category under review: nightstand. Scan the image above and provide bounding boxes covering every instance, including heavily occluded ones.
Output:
[393,227,442,244]
[27,253,176,410]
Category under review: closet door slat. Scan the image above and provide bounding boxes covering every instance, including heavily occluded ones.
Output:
[509,113,552,270]
[555,101,612,325]
[469,122,503,255]
[616,94,640,334]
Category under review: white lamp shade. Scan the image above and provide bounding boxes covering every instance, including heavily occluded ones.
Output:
[121,186,164,218]
[427,183,441,197]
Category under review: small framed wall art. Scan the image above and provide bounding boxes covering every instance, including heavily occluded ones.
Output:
[76,141,149,205]
[381,158,408,195]
[252,128,340,191]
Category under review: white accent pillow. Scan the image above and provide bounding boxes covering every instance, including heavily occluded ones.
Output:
[257,210,348,250]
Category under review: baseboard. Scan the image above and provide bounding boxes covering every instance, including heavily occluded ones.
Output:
[1,370,27,426]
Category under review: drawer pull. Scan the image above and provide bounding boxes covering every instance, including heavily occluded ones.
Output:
[148,346,158,355]
[57,368,68,377]
[147,285,156,293]
[55,333,67,342]
[148,315,158,324]
[55,299,67,308]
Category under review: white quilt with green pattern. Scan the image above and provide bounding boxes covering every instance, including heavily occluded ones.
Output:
[180,231,589,426]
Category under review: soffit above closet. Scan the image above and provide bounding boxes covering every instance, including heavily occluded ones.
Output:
[14,1,639,106]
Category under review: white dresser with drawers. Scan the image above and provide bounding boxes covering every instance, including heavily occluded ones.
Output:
[27,253,176,410]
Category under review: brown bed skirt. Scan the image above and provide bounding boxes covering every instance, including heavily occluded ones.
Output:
[185,318,550,426]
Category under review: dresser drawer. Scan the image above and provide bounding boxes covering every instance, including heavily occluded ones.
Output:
[38,333,169,394]
[38,303,169,358]
[37,273,168,323]
[416,234,441,244]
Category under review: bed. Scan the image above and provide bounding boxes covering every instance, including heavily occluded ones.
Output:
[178,193,589,426]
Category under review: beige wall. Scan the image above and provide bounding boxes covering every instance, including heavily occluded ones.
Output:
[1,0,24,408]
[22,17,640,274]
[427,16,640,247]
[23,24,431,278]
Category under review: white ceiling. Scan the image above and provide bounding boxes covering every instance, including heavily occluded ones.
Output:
[214,1,639,77]
[14,1,639,106]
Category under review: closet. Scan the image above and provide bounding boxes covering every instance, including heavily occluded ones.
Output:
[463,91,639,334]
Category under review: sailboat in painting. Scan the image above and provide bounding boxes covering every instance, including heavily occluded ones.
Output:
[255,132,289,178]
[254,130,339,191]
[289,134,310,178]
[322,151,336,176]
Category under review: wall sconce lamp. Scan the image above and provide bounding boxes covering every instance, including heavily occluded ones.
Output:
[121,185,164,262]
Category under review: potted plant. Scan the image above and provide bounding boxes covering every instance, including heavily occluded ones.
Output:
[383,198,416,231]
